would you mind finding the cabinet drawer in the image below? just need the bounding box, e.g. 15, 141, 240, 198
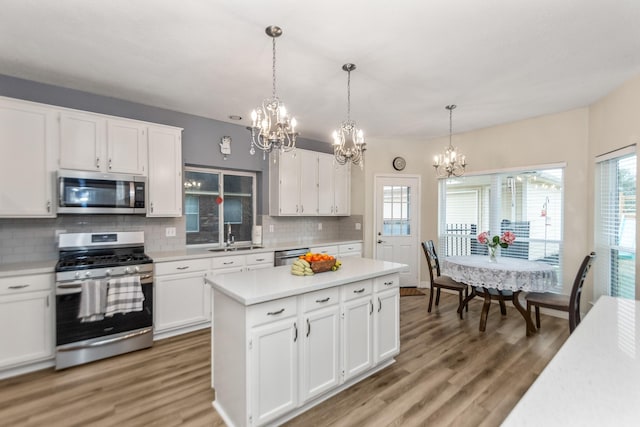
248, 296, 297, 328
301, 287, 340, 311
338, 243, 362, 255
0, 273, 52, 295
155, 258, 211, 276
310, 245, 338, 256
342, 279, 373, 302
374, 274, 399, 292
245, 252, 274, 266
212, 255, 245, 270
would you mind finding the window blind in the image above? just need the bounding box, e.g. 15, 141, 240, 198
594, 149, 636, 300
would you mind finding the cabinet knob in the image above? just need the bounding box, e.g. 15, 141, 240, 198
96, 157, 100, 168
46, 201, 51, 212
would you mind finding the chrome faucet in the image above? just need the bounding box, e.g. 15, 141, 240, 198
226, 223, 234, 247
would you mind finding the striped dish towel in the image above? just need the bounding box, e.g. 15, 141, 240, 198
78, 280, 108, 322
105, 276, 145, 317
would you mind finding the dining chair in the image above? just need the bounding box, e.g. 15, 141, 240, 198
422, 240, 468, 319
525, 252, 596, 334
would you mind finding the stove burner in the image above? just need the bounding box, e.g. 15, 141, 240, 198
56, 247, 153, 272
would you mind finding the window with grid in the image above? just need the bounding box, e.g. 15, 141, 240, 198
184, 167, 256, 246
595, 147, 636, 300
382, 185, 411, 236
439, 167, 564, 286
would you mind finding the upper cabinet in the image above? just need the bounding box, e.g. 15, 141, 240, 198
0, 97, 57, 217
147, 125, 183, 217
318, 153, 351, 216
270, 149, 320, 216
60, 112, 147, 175
270, 149, 350, 217
0, 96, 183, 218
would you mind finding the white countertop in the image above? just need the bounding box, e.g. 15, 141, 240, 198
502, 296, 640, 426
206, 257, 405, 306
0, 260, 57, 277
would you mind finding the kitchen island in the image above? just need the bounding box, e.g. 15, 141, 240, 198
207, 257, 406, 427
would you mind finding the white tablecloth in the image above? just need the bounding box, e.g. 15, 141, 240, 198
442, 255, 558, 292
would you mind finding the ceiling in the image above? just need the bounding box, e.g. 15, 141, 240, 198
2, 1, 640, 146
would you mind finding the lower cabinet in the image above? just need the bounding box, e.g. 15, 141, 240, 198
374, 276, 400, 362
0, 273, 54, 371
300, 288, 341, 402
250, 313, 299, 425
154, 258, 211, 338
341, 281, 374, 381
213, 272, 399, 427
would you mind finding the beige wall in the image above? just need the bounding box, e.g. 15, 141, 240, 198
588, 74, 640, 300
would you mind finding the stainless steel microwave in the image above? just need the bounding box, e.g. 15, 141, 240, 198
57, 170, 146, 214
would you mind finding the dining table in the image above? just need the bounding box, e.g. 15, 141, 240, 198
442, 255, 558, 335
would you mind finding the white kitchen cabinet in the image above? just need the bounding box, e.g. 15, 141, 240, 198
333, 158, 350, 216
154, 258, 211, 338
147, 125, 183, 217
59, 112, 147, 175
0, 273, 53, 371
106, 119, 147, 175
0, 97, 57, 217
249, 310, 299, 425
270, 149, 326, 216
318, 153, 351, 216
341, 280, 373, 381
59, 110, 105, 172
373, 275, 400, 362
300, 288, 341, 403
338, 242, 362, 258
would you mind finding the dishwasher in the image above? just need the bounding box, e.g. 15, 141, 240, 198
274, 247, 310, 266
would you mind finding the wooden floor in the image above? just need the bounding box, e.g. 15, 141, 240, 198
0, 293, 569, 427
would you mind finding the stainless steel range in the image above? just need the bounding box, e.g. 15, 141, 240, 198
55, 231, 154, 370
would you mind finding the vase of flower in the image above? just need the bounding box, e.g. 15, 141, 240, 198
488, 244, 497, 262
477, 231, 516, 263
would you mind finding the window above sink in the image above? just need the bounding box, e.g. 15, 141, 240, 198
184, 167, 256, 247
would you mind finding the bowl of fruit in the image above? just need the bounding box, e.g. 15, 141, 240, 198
290, 252, 343, 276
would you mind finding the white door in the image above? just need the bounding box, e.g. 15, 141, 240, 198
154, 271, 209, 333
250, 317, 298, 425
374, 175, 420, 286
374, 288, 400, 362
147, 125, 182, 217
342, 296, 373, 381
300, 304, 341, 402
106, 119, 147, 174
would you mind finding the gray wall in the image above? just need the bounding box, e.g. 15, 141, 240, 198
0, 73, 332, 214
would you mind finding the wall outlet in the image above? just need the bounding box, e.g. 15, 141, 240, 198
318, 223, 323, 231
355, 223, 361, 230
165, 227, 176, 237
269, 224, 275, 233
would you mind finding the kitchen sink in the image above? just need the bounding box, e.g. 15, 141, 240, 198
208, 245, 263, 253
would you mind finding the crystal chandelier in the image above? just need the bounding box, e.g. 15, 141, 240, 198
433, 104, 466, 178
332, 63, 366, 167
250, 25, 297, 158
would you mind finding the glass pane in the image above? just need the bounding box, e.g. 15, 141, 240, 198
223, 174, 254, 244
382, 185, 411, 236
185, 169, 220, 245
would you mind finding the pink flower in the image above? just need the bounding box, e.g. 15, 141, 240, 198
477, 231, 490, 245
500, 231, 516, 245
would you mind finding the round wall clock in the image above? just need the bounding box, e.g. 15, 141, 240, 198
392, 156, 406, 171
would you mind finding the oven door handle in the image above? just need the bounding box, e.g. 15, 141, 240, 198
57, 328, 153, 351
57, 283, 82, 289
